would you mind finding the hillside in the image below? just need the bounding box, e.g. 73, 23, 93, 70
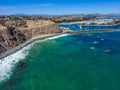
0, 17, 62, 54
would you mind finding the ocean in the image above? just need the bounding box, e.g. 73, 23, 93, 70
0, 25, 120, 90
59, 24, 120, 31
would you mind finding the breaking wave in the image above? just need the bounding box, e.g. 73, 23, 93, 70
0, 34, 69, 84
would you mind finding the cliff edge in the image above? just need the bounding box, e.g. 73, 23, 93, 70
0, 19, 62, 54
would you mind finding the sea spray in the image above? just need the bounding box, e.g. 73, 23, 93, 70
32, 34, 70, 45
0, 44, 33, 84
0, 34, 69, 84
45, 34, 70, 40
0, 32, 120, 90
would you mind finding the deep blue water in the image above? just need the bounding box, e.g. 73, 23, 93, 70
71, 32, 120, 55
60, 24, 120, 31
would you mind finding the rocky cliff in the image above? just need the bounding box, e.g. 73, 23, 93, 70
20, 20, 61, 38
0, 19, 62, 54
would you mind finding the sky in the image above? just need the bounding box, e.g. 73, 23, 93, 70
0, 0, 119, 15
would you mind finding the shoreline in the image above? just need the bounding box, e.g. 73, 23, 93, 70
0, 30, 120, 84
1, 29, 120, 60
0, 33, 70, 83
0, 33, 62, 60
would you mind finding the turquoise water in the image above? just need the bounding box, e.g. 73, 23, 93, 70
0, 32, 120, 90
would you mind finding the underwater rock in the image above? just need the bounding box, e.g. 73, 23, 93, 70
18, 61, 27, 69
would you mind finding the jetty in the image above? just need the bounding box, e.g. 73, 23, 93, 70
62, 28, 120, 35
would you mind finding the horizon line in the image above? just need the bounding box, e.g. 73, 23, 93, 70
0, 13, 120, 16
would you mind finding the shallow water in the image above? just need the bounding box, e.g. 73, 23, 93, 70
0, 32, 120, 90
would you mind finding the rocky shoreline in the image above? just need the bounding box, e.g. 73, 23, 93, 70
0, 34, 61, 60
0, 15, 120, 59
0, 17, 63, 54
0, 33, 70, 84
1, 29, 120, 60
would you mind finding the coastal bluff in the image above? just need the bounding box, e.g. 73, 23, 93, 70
0, 19, 62, 54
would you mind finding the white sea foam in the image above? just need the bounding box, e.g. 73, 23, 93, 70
33, 34, 70, 44
94, 41, 99, 44
0, 44, 32, 84
46, 34, 70, 40
101, 38, 104, 41
90, 47, 95, 50
0, 34, 69, 84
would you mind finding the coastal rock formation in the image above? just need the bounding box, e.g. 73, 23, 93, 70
0, 25, 26, 53
21, 20, 61, 38
0, 19, 62, 54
